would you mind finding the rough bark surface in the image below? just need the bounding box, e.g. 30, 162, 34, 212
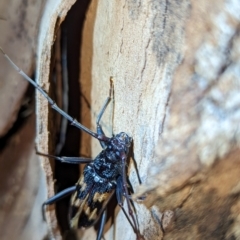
35, 0, 240, 240
134, 1, 240, 240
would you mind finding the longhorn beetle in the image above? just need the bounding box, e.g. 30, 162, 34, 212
0, 48, 144, 240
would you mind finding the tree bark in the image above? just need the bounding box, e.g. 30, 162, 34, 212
36, 0, 240, 239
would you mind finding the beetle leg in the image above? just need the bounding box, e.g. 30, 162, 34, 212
42, 186, 77, 221
96, 77, 114, 149
37, 151, 93, 164
96, 210, 107, 240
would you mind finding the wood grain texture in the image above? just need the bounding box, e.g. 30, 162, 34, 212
89, 1, 189, 239
36, 0, 77, 239
131, 1, 240, 239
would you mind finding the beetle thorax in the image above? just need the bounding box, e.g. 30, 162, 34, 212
108, 132, 132, 155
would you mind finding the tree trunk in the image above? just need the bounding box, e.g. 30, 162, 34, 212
9, 0, 239, 239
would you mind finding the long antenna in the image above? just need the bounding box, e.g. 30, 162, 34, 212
0, 47, 109, 142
